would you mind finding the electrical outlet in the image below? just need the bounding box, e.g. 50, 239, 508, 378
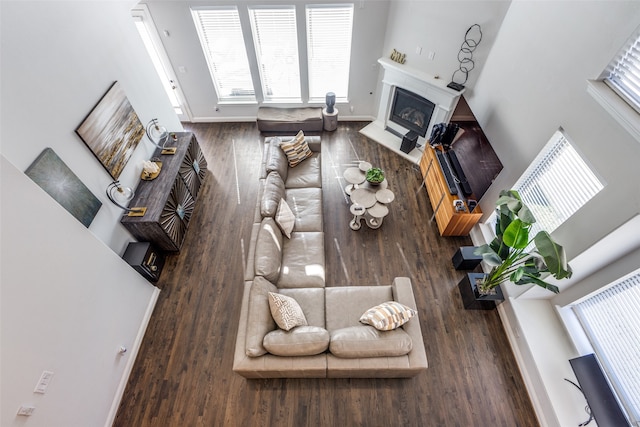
428, 51, 435, 60
416, 46, 422, 55
34, 370, 54, 394
17, 405, 35, 416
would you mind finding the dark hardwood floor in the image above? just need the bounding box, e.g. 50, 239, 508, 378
114, 122, 538, 427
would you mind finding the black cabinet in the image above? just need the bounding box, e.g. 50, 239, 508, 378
122, 242, 165, 282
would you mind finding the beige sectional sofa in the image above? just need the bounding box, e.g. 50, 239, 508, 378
233, 135, 428, 378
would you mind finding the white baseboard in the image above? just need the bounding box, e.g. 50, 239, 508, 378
104, 287, 161, 427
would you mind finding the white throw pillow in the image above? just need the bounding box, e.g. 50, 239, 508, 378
268, 292, 308, 331
275, 198, 295, 238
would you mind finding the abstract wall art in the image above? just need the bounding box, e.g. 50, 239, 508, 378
75, 81, 145, 179
25, 148, 102, 228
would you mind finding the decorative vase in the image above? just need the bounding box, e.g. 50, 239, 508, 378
457, 272, 504, 310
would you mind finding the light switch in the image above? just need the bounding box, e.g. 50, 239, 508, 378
34, 370, 54, 394
17, 405, 35, 416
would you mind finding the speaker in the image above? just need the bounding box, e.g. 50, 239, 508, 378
400, 131, 418, 153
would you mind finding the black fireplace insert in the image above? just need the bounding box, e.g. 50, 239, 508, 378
389, 87, 435, 138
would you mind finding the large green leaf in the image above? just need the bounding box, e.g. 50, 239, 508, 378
534, 231, 573, 280
474, 244, 502, 266
516, 204, 536, 225
503, 219, 530, 249
514, 273, 561, 294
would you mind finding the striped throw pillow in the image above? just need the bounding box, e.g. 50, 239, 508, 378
268, 292, 308, 331
280, 130, 313, 167
359, 301, 417, 331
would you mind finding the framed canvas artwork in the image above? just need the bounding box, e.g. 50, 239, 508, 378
76, 81, 145, 179
25, 148, 102, 228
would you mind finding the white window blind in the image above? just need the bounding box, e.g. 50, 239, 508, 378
603, 26, 640, 113
573, 270, 640, 424
512, 129, 604, 236
306, 4, 354, 100
249, 6, 301, 102
191, 8, 255, 101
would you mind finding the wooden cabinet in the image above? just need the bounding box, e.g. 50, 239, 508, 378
121, 132, 207, 252
419, 147, 482, 236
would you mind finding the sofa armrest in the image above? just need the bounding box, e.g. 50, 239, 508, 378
392, 277, 428, 371
267, 135, 321, 152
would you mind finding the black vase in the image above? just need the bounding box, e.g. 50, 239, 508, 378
457, 272, 504, 310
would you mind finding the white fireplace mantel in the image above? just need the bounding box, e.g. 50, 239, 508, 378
360, 57, 464, 163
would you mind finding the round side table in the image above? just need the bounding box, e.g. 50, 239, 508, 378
322, 107, 339, 131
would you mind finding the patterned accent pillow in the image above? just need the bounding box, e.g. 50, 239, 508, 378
359, 301, 417, 331
280, 130, 313, 167
275, 198, 295, 238
268, 292, 308, 331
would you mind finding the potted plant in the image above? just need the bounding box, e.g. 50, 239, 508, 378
366, 167, 385, 185
458, 189, 573, 309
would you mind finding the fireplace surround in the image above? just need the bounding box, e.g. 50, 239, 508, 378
361, 57, 465, 163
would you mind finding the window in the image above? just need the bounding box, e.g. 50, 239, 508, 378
511, 129, 604, 236
249, 6, 301, 102
603, 26, 640, 113
306, 4, 354, 101
192, 8, 255, 101
573, 269, 640, 424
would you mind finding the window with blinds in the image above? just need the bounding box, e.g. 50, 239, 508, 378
603, 26, 640, 114
191, 8, 255, 101
512, 129, 604, 236
248, 6, 301, 102
572, 269, 640, 424
306, 4, 354, 101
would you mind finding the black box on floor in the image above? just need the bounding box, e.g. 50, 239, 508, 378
122, 242, 165, 282
400, 131, 418, 153
452, 246, 483, 270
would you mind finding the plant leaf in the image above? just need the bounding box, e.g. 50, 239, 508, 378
474, 244, 502, 265
503, 219, 530, 249
534, 231, 573, 280
517, 204, 536, 224
514, 273, 560, 294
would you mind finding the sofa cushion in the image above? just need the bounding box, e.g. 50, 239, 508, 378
285, 153, 321, 189
245, 277, 278, 357
280, 288, 325, 328
275, 198, 295, 238
359, 301, 418, 331
278, 232, 325, 288
254, 217, 283, 283
329, 326, 413, 358
261, 172, 286, 218
263, 326, 330, 356
285, 188, 323, 232
268, 292, 308, 331
265, 138, 289, 181
324, 286, 393, 331
280, 130, 313, 167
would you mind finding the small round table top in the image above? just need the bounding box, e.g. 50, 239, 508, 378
375, 188, 395, 204
350, 188, 377, 208
368, 202, 389, 218
344, 167, 365, 185
360, 179, 388, 191
359, 161, 373, 172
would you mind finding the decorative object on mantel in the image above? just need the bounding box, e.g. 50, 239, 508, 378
75, 81, 145, 180
145, 118, 177, 155
447, 24, 483, 92
462, 189, 573, 309
390, 49, 406, 64
25, 148, 102, 228
141, 159, 162, 180
106, 181, 146, 216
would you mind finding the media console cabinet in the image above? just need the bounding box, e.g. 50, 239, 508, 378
419, 146, 482, 236
121, 132, 207, 252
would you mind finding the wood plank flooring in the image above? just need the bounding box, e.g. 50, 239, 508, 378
114, 122, 538, 427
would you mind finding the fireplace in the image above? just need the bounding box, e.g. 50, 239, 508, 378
389, 87, 435, 138
360, 57, 464, 163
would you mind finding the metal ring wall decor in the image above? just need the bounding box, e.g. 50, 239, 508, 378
449, 24, 483, 90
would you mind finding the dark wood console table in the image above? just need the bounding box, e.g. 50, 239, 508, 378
121, 132, 207, 252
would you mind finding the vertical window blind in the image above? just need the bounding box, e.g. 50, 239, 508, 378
573, 270, 640, 424
512, 129, 604, 237
249, 6, 301, 102
604, 26, 640, 113
191, 8, 255, 101
306, 4, 354, 100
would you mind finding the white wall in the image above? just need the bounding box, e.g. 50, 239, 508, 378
1, 156, 159, 427
144, 0, 389, 121
1, 0, 182, 254
0, 2, 179, 426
